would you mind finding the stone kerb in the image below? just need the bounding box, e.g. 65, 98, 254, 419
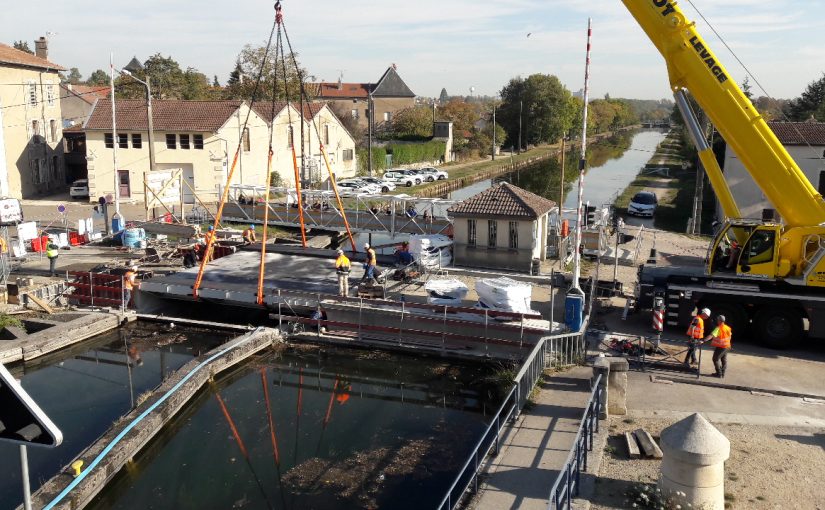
659, 413, 731, 510
592, 356, 629, 419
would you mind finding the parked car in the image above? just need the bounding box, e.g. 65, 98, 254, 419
401, 169, 425, 185
340, 178, 382, 194
418, 167, 448, 182
70, 179, 90, 199
627, 190, 658, 217
336, 181, 374, 196
383, 170, 420, 187
358, 177, 396, 193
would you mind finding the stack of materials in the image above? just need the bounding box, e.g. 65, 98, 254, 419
424, 279, 469, 306
475, 277, 535, 315
409, 234, 452, 269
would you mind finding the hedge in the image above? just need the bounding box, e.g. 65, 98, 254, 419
387, 140, 446, 166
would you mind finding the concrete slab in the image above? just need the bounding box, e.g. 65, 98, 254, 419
472, 367, 594, 510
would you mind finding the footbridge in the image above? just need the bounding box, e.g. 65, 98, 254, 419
220, 185, 455, 237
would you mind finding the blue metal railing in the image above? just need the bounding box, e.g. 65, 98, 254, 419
435, 318, 590, 510
547, 375, 603, 509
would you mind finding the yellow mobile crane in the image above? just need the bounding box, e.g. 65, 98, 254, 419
623, 0, 825, 347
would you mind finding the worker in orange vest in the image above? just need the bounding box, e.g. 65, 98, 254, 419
684, 307, 710, 366
707, 315, 732, 378
124, 265, 138, 308
201, 225, 215, 262
362, 243, 379, 285
242, 225, 257, 246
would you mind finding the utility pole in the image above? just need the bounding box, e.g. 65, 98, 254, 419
518, 100, 523, 154
367, 89, 373, 176
145, 77, 155, 172
109, 53, 120, 218
559, 137, 566, 206
491, 101, 496, 161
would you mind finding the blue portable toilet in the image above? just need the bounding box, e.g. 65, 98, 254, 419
565, 293, 584, 332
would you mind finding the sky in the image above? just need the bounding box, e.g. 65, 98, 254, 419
3, 0, 825, 101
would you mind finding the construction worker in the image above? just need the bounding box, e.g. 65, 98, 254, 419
123, 265, 138, 308
362, 243, 379, 285
46, 241, 59, 276
242, 224, 257, 245
335, 249, 351, 297
684, 307, 710, 366
707, 315, 732, 378
201, 225, 215, 262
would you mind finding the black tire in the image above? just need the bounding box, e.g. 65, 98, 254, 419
754, 307, 803, 349
406, 181, 413, 187
381, 186, 389, 193
701, 302, 748, 341
438, 175, 446, 180
426, 176, 435, 182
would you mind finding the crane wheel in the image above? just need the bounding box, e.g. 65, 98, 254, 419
701, 302, 747, 340
755, 308, 802, 349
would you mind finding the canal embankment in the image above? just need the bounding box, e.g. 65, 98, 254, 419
28, 326, 281, 510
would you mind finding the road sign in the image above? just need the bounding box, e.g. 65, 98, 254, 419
0, 363, 62, 447
98, 196, 106, 206
57, 204, 66, 214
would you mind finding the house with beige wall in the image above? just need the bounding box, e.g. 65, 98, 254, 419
308, 66, 416, 132
0, 40, 66, 198
448, 183, 556, 273
83, 99, 356, 205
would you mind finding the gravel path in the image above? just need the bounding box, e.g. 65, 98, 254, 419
590, 415, 825, 509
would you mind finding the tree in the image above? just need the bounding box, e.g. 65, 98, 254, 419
227, 60, 242, 86
61, 68, 83, 85
390, 106, 433, 139
439, 88, 449, 104
741, 76, 753, 101
13, 41, 33, 54
224, 44, 307, 101
498, 74, 577, 148
87, 69, 109, 86
330, 103, 363, 145
213, 75, 220, 88
437, 100, 480, 150
785, 74, 825, 121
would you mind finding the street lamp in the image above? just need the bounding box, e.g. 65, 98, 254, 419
118, 65, 156, 173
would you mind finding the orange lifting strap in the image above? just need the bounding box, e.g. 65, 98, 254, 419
256, 146, 275, 305
319, 141, 356, 252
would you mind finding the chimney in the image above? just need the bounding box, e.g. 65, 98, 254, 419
35, 37, 48, 60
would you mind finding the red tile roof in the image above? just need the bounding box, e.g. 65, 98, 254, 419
308, 82, 371, 99
85, 99, 242, 132
769, 121, 825, 146
0, 43, 64, 71
448, 182, 556, 219
60, 84, 110, 105
251, 101, 324, 122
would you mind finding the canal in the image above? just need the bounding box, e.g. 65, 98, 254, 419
0, 322, 235, 510
88, 346, 506, 510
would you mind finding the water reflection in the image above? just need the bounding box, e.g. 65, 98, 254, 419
89, 346, 505, 510
0, 322, 234, 510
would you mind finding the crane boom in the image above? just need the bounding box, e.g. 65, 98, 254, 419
622, 0, 825, 228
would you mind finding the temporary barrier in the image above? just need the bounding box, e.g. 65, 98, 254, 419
66, 272, 124, 308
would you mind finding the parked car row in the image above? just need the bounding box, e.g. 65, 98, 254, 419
335, 167, 449, 196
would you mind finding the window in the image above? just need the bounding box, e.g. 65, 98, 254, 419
509, 221, 519, 249
104, 133, 114, 148
118, 133, 128, 149
51, 156, 59, 180
324, 125, 330, 145
27, 82, 37, 107
742, 229, 776, 266
351, 109, 358, 119
193, 134, 204, 149
286, 126, 293, 149
132, 134, 142, 149
243, 128, 251, 151
166, 134, 177, 149
31, 120, 40, 142
384, 111, 391, 122
487, 220, 497, 248
49, 119, 57, 143
468, 219, 477, 247
180, 134, 191, 150
46, 84, 55, 107
342, 148, 353, 161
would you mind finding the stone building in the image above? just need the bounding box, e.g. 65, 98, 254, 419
448, 183, 556, 272
0, 39, 66, 198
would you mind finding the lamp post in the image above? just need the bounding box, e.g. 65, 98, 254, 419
491, 99, 497, 161
109, 53, 120, 217
518, 100, 523, 154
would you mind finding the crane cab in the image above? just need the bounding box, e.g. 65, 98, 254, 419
707, 220, 784, 279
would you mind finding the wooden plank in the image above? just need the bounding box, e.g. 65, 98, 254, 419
26, 293, 54, 314
633, 428, 663, 459
624, 431, 641, 459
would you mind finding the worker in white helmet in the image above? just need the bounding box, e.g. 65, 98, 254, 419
684, 307, 711, 366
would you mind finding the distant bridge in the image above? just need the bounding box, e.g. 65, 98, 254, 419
220, 185, 455, 237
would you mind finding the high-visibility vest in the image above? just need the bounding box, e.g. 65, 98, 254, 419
711, 324, 732, 349
335, 254, 351, 273
686, 316, 704, 339
366, 248, 377, 266
46, 244, 59, 259
124, 271, 136, 291
0, 237, 7, 253
243, 228, 255, 241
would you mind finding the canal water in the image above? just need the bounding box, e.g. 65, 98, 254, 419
89, 346, 506, 510
0, 322, 235, 510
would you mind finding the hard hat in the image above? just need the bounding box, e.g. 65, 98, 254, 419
208, 225, 214, 231
701, 308, 711, 317
364, 243, 370, 249
717, 315, 726, 322
249, 224, 255, 229
131, 265, 138, 271
337, 249, 344, 255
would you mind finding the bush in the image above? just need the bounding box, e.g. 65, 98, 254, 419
387, 140, 446, 165
356, 147, 388, 174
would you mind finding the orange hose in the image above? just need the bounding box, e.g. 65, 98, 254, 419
257, 148, 274, 305
260, 368, 280, 466
215, 392, 248, 459
193, 148, 241, 296
319, 143, 356, 252
291, 145, 307, 248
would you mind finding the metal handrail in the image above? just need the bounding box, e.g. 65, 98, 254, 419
547, 375, 603, 509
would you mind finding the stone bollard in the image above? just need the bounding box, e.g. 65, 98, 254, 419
592, 357, 610, 420
658, 413, 730, 510
606, 357, 629, 416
